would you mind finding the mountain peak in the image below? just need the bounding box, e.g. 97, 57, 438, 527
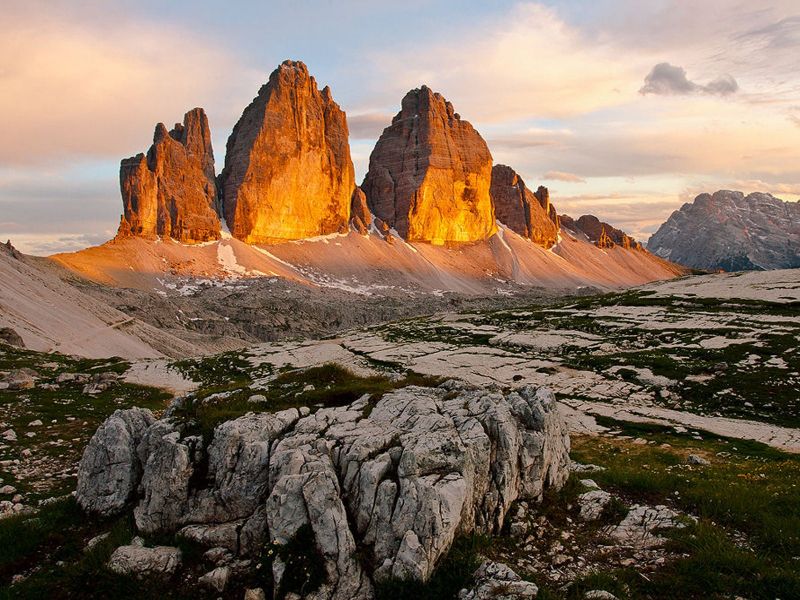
218, 60, 354, 244
363, 87, 495, 245
117, 107, 219, 244
648, 190, 800, 271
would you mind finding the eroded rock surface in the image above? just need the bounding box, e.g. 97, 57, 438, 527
220, 60, 355, 243
0, 327, 24, 348
107, 538, 182, 578
76, 407, 155, 517
490, 165, 559, 248
362, 86, 496, 244
560, 214, 641, 250
459, 561, 538, 600
350, 187, 372, 234
118, 108, 220, 243
77, 381, 570, 598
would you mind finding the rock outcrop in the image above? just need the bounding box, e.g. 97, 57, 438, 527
350, 187, 372, 235
220, 60, 355, 243
490, 165, 559, 247
362, 86, 496, 245
0, 327, 24, 348
560, 215, 642, 250
76, 407, 155, 517
117, 108, 220, 243
459, 561, 538, 600
647, 190, 800, 271
76, 381, 570, 598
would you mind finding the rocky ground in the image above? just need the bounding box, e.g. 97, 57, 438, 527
0, 270, 798, 599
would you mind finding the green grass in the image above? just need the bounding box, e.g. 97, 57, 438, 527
563, 426, 800, 599
0, 347, 172, 500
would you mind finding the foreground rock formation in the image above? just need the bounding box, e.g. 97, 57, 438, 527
76, 381, 570, 597
362, 86, 496, 245
648, 190, 800, 271
560, 214, 642, 250
219, 60, 355, 243
117, 108, 220, 243
490, 165, 559, 248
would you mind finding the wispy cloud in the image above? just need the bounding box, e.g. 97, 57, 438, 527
542, 171, 586, 183
0, 7, 255, 166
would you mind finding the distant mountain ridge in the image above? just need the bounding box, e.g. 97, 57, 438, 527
648, 190, 800, 271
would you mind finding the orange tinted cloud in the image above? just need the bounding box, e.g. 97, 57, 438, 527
0, 11, 253, 165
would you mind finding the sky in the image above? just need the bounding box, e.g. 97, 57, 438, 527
2, 0, 799, 255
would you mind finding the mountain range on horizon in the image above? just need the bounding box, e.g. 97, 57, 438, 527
647, 190, 800, 272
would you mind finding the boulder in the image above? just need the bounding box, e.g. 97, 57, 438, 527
362, 86, 496, 244
118, 108, 220, 244
577, 489, 612, 521
0, 328, 24, 348
220, 60, 355, 243
5, 368, 37, 390
605, 504, 689, 548
490, 165, 558, 248
107, 543, 182, 578
76, 407, 155, 516
459, 561, 538, 600
76, 381, 570, 598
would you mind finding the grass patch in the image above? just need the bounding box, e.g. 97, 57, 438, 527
568, 428, 800, 597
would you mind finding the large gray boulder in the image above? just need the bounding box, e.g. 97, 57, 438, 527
107, 539, 182, 578
76, 381, 570, 599
76, 407, 155, 516
459, 561, 538, 600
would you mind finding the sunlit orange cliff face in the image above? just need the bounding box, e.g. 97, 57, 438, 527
118, 108, 220, 244
219, 60, 355, 244
362, 86, 497, 245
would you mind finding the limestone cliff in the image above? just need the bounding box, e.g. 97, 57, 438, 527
490, 165, 559, 248
362, 86, 496, 245
219, 60, 355, 243
561, 214, 642, 250
648, 190, 800, 270
118, 108, 219, 244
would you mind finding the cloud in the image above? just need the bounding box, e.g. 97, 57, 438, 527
542, 171, 586, 183
553, 192, 682, 241
0, 8, 254, 166
640, 63, 738, 96
2, 233, 113, 256
365, 3, 643, 121
347, 113, 393, 139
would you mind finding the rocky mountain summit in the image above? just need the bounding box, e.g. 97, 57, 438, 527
117, 108, 220, 244
219, 60, 355, 243
490, 165, 559, 248
560, 214, 642, 250
647, 190, 800, 271
76, 380, 570, 598
362, 86, 496, 245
